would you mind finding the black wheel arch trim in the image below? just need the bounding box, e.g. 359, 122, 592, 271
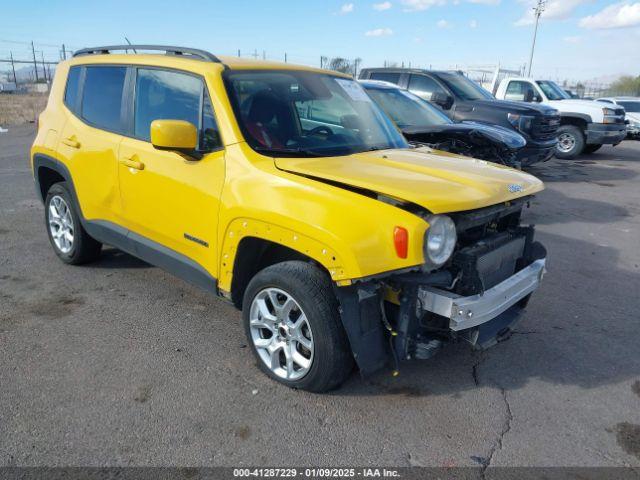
32, 153, 218, 295
560, 113, 592, 124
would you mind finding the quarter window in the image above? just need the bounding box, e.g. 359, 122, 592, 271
407, 74, 446, 101
81, 66, 127, 132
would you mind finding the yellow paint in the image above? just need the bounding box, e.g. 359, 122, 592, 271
150, 120, 198, 150
31, 52, 545, 296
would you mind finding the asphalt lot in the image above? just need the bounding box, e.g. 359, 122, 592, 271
1, 124, 639, 469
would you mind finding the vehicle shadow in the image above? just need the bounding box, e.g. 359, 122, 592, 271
523, 188, 631, 226
90, 247, 151, 269
334, 230, 640, 397
526, 158, 638, 184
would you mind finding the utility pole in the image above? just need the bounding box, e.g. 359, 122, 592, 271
284, 52, 287, 63
62, 44, 67, 60
41, 51, 48, 83
527, 0, 546, 77
10, 52, 18, 85
31, 41, 39, 83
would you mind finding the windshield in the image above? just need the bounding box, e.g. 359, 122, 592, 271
536, 81, 571, 100
365, 87, 452, 128
224, 71, 409, 157
619, 101, 640, 113
435, 73, 494, 101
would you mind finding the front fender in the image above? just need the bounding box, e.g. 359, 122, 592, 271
216, 143, 429, 291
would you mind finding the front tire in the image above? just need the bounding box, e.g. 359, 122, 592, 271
45, 182, 102, 265
555, 125, 585, 159
242, 261, 354, 392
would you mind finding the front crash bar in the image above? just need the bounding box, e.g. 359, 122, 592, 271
417, 259, 546, 331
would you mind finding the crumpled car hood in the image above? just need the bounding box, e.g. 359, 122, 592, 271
275, 148, 544, 214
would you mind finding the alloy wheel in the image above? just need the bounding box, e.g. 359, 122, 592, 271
48, 195, 74, 254
249, 287, 314, 380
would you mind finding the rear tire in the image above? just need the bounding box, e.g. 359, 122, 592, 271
583, 144, 602, 154
555, 125, 585, 159
45, 182, 102, 265
242, 261, 354, 392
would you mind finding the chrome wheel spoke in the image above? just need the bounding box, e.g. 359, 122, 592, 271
47, 195, 74, 254
249, 287, 314, 381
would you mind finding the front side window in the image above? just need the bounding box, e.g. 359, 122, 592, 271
408, 75, 445, 101
64, 66, 82, 114
224, 70, 408, 157
365, 87, 451, 128
536, 81, 571, 101
436, 73, 494, 101
81, 66, 127, 132
505, 81, 539, 102
134, 69, 201, 142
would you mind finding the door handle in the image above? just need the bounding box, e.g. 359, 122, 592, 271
62, 136, 81, 148
120, 156, 145, 171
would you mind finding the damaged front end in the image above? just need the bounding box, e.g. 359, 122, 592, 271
335, 196, 547, 376
403, 122, 527, 168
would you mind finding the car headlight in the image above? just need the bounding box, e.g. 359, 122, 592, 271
603, 107, 622, 124
424, 215, 457, 270
507, 113, 535, 134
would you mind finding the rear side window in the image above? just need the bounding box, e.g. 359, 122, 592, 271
64, 66, 82, 113
134, 69, 202, 142
81, 66, 127, 132
369, 72, 401, 85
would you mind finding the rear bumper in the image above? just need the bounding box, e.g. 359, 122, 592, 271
417, 259, 546, 332
586, 123, 627, 145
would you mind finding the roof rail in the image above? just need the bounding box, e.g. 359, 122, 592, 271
72, 45, 222, 63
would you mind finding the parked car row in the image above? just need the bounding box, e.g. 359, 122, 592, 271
359, 68, 636, 163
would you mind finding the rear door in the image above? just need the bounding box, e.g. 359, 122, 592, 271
117, 67, 225, 274
59, 65, 128, 223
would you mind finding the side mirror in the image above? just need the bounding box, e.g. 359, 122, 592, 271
524, 89, 534, 103
431, 91, 453, 110
150, 120, 199, 158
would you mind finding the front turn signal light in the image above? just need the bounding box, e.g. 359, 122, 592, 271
394, 227, 408, 259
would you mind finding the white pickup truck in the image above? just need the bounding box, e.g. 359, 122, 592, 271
494, 78, 627, 159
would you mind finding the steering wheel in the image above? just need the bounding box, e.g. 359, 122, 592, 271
307, 126, 334, 137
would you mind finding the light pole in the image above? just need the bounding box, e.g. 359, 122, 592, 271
527, 0, 546, 77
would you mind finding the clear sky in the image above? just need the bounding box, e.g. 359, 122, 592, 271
1, 0, 639, 81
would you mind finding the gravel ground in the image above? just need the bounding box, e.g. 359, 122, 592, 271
1, 125, 639, 469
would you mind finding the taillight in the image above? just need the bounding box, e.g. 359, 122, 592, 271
393, 227, 408, 259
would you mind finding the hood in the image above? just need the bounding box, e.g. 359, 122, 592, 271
546, 99, 613, 115
403, 122, 526, 150
472, 99, 557, 116
275, 149, 544, 214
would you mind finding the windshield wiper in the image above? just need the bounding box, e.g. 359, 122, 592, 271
253, 146, 324, 157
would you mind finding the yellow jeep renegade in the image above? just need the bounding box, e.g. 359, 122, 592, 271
31, 45, 547, 392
